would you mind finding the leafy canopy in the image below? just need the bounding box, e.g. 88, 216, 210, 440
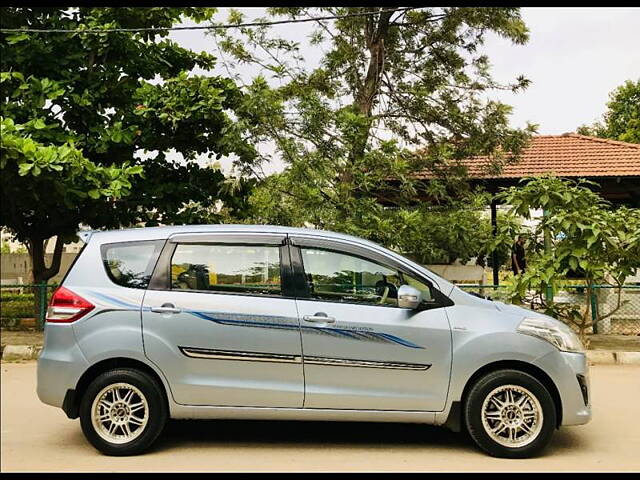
210, 7, 536, 262
497, 176, 640, 338
1, 7, 259, 281
0, 8, 259, 276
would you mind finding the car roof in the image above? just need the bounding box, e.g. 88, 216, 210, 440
85, 224, 375, 247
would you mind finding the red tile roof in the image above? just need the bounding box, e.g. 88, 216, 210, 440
414, 134, 640, 179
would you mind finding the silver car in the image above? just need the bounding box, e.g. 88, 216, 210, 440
37, 225, 591, 457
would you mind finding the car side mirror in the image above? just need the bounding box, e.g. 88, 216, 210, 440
398, 284, 423, 309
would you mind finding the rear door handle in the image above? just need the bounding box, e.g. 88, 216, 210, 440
150, 303, 182, 314
303, 313, 336, 324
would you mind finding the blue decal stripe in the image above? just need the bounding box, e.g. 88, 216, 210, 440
90, 291, 139, 310
188, 311, 298, 331
91, 291, 423, 350
376, 332, 424, 349
324, 328, 362, 339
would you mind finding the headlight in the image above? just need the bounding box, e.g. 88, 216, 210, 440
517, 317, 584, 353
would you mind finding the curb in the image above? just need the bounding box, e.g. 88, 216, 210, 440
1, 345, 42, 361
587, 350, 640, 366
1, 344, 640, 364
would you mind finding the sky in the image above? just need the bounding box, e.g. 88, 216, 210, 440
482, 7, 640, 133
167, 7, 640, 174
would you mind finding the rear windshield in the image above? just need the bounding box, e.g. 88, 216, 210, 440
101, 240, 164, 289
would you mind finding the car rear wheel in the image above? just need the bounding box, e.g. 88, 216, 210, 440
79, 368, 167, 456
464, 369, 557, 458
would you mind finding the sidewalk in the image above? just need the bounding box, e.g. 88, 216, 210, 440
2, 329, 640, 363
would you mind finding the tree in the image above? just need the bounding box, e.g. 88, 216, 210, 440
1, 7, 257, 285
250, 174, 520, 265
210, 7, 536, 260
497, 176, 640, 341
577, 79, 640, 143
1, 116, 140, 282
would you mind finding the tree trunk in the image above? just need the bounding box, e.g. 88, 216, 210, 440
27, 236, 64, 324
581, 284, 594, 345
340, 8, 394, 221
353, 8, 393, 117
351, 9, 393, 158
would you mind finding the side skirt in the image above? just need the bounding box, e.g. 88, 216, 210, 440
170, 404, 438, 424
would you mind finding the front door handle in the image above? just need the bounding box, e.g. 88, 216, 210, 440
150, 303, 181, 314
303, 312, 336, 324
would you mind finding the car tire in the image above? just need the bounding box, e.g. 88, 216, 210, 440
79, 368, 168, 456
463, 369, 557, 458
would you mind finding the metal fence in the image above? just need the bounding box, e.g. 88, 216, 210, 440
1, 282, 639, 335
457, 284, 640, 335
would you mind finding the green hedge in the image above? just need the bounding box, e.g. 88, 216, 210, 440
0, 299, 34, 318
1, 292, 34, 302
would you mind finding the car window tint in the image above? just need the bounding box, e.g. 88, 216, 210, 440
102, 241, 163, 289
171, 244, 281, 296
300, 248, 401, 306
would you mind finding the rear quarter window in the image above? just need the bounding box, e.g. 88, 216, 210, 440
101, 240, 164, 289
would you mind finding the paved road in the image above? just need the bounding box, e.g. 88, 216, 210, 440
2, 362, 639, 472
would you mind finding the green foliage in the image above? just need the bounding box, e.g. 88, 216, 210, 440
211, 7, 535, 262
1, 117, 137, 210
0, 290, 35, 327
577, 79, 640, 143
373, 203, 521, 266
0, 239, 27, 253
1, 7, 258, 281
251, 175, 520, 265
0, 298, 33, 318
0, 292, 33, 302
498, 176, 640, 338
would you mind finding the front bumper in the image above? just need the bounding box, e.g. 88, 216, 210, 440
533, 350, 592, 426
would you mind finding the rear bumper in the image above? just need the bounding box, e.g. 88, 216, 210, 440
37, 325, 89, 409
533, 350, 592, 426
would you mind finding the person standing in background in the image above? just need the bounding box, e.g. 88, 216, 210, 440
511, 235, 527, 275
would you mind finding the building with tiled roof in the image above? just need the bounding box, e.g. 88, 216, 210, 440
415, 133, 640, 179
412, 133, 640, 284
414, 133, 640, 205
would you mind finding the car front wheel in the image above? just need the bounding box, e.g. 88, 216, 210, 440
79, 368, 167, 456
464, 369, 557, 458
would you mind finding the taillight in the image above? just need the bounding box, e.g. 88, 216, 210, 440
46, 286, 95, 323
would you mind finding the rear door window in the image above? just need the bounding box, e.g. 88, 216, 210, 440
101, 240, 164, 289
170, 244, 282, 296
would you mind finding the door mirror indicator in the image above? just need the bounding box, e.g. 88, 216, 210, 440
398, 284, 423, 309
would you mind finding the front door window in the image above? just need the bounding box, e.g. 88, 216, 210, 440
300, 248, 402, 306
